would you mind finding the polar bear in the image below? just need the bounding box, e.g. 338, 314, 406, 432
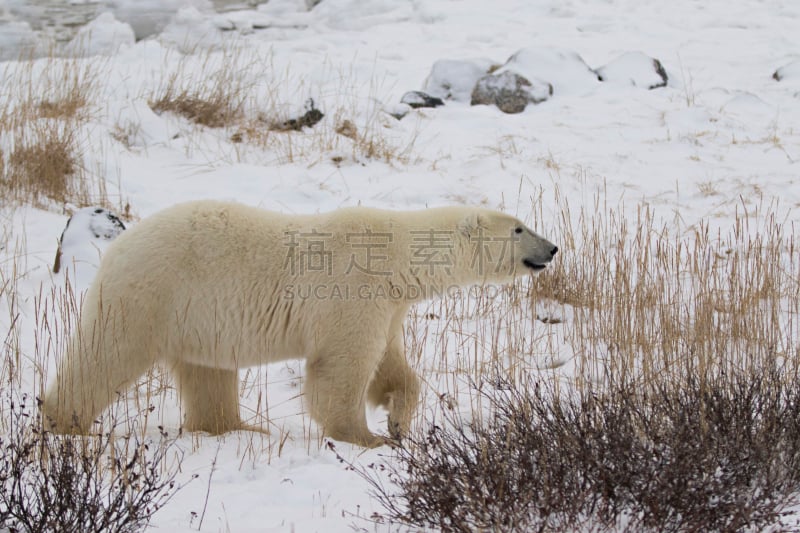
42, 201, 557, 447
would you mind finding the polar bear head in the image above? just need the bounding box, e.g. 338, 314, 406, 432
454, 209, 558, 283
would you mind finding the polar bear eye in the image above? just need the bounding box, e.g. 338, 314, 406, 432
514, 227, 523, 234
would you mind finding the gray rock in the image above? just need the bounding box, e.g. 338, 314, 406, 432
471, 70, 552, 114
595, 51, 668, 89
422, 58, 499, 102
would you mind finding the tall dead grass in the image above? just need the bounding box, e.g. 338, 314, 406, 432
531, 190, 799, 385
146, 47, 419, 166
148, 48, 254, 129
0, 55, 105, 208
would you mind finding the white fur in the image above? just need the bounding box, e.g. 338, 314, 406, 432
43, 200, 557, 447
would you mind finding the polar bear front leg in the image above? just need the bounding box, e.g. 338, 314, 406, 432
172, 361, 243, 434
367, 333, 420, 441
304, 350, 387, 448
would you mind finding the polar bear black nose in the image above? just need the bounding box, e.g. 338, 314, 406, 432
550, 246, 559, 256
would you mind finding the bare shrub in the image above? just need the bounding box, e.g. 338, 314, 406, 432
0, 394, 193, 533
346, 364, 800, 532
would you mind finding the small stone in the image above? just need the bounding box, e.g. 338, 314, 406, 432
773, 61, 800, 82
385, 103, 412, 120
400, 91, 445, 109
272, 98, 324, 131
471, 71, 552, 114
595, 51, 668, 89
336, 120, 358, 139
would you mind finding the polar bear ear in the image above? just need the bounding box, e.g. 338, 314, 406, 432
457, 213, 483, 237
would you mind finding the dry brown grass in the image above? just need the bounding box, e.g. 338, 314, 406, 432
529, 191, 798, 385
0, 56, 104, 209
5, 123, 81, 206
148, 49, 253, 128
149, 87, 244, 129
236, 101, 420, 166
145, 48, 420, 166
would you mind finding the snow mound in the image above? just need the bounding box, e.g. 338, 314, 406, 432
422, 58, 497, 102
53, 207, 126, 283
312, 0, 443, 30
595, 51, 668, 89
112, 0, 213, 39
773, 60, 800, 82
0, 20, 49, 61
158, 6, 225, 52
66, 12, 135, 57
498, 46, 600, 96
720, 92, 777, 129
113, 100, 180, 149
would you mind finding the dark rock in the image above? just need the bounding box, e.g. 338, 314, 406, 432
595, 51, 668, 89
471, 70, 552, 114
400, 90, 445, 109
335, 119, 358, 139
273, 98, 324, 131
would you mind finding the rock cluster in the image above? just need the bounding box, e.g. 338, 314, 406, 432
397, 46, 670, 115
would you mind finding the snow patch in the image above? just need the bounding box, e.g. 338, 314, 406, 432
422, 58, 497, 102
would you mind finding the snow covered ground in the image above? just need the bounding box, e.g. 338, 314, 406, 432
1, 0, 799, 530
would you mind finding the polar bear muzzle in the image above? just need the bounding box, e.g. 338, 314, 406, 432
519, 229, 559, 271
